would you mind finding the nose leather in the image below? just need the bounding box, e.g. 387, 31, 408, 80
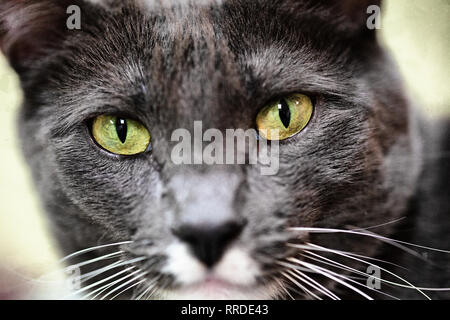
173, 221, 244, 268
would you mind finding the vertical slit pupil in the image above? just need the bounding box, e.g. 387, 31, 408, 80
278, 99, 291, 129
116, 118, 128, 144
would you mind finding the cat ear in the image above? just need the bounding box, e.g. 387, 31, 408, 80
0, 0, 79, 74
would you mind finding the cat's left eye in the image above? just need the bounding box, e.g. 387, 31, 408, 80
91, 115, 151, 156
256, 93, 313, 141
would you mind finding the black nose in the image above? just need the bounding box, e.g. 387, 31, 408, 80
173, 222, 245, 268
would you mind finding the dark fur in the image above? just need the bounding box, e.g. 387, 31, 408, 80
1, 0, 448, 299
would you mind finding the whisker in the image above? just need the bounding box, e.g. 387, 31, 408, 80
299, 251, 400, 299
83, 283, 115, 300
277, 260, 313, 273
281, 271, 322, 300
144, 287, 158, 300
289, 227, 450, 254
101, 271, 149, 300
348, 228, 426, 261
59, 241, 133, 263
68, 266, 134, 298
65, 251, 123, 270
304, 250, 450, 293
287, 243, 409, 270
135, 276, 161, 300
301, 251, 372, 281
281, 260, 373, 300
273, 277, 295, 300
80, 261, 122, 280
282, 282, 308, 300
296, 257, 400, 300
110, 279, 148, 300
348, 217, 406, 231
86, 269, 142, 300
289, 268, 340, 300
285, 269, 338, 300
144, 282, 161, 300
306, 243, 431, 299
80, 257, 147, 283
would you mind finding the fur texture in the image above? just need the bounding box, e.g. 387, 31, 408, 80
0, 0, 448, 299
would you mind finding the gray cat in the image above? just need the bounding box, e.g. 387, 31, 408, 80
0, 0, 448, 299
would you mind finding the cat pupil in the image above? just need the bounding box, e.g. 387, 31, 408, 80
278, 99, 291, 129
116, 118, 127, 143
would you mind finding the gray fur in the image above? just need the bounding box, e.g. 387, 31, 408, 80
0, 0, 448, 299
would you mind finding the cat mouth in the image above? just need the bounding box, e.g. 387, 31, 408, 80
186, 276, 248, 292
157, 275, 273, 300
164, 284, 263, 300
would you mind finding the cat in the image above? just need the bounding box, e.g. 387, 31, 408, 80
0, 0, 448, 300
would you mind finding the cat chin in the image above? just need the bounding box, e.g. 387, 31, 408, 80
158, 284, 277, 300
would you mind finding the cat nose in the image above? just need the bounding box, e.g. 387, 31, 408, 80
173, 221, 245, 268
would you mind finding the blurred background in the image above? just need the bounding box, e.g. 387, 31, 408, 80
0, 0, 449, 299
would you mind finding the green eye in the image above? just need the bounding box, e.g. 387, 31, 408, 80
92, 115, 151, 156
256, 93, 313, 141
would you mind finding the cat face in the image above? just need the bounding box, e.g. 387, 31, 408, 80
0, 0, 420, 299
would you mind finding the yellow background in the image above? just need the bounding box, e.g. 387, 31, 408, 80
0, 0, 449, 295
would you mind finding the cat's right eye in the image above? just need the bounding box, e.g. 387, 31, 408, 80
91, 115, 151, 156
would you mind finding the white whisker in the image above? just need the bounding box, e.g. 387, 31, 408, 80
86, 269, 141, 300
65, 251, 123, 270
80, 256, 147, 282
304, 249, 450, 293
101, 271, 149, 300
282, 259, 374, 300
135, 276, 161, 300
285, 269, 338, 300
350, 228, 426, 260
281, 271, 322, 300
273, 277, 295, 300
289, 227, 450, 254
110, 279, 148, 300
348, 217, 406, 231
306, 243, 431, 299
289, 268, 340, 300
287, 243, 408, 270
83, 280, 118, 300
302, 251, 371, 281
60, 241, 133, 263
300, 251, 400, 299
69, 266, 135, 298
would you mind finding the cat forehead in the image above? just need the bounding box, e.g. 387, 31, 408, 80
139, 0, 224, 7
86, 0, 224, 9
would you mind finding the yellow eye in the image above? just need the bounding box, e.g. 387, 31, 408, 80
256, 93, 313, 141
92, 115, 151, 156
